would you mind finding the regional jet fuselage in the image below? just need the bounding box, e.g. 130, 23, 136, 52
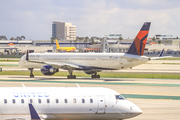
0, 87, 142, 120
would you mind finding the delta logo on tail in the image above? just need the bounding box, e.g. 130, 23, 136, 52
127, 22, 151, 56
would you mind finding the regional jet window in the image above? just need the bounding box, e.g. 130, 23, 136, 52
47, 99, 50, 103
30, 99, 33, 103
38, 99, 41, 103
4, 99, 7, 104
12, 99, 16, 104
64, 99, 68, 103
56, 99, 59, 103
90, 99, 93, 103
82, 99, 85, 103
73, 99, 76, 103
21, 99, 24, 104
115, 95, 125, 100
100, 100, 103, 102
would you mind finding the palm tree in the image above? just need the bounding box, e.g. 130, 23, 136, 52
21, 35, 25, 40
10, 37, 14, 40
85, 36, 89, 47
119, 37, 123, 43
51, 37, 55, 43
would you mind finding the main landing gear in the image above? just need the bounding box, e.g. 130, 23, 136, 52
28, 68, 34, 78
67, 68, 76, 79
91, 74, 100, 79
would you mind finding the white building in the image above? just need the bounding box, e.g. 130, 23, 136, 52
155, 35, 172, 40
52, 22, 76, 40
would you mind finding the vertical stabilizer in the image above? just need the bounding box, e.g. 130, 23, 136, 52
55, 39, 60, 50
127, 22, 151, 56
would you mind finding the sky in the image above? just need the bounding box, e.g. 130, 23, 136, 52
0, 0, 180, 40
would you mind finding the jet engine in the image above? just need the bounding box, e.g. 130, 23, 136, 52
41, 65, 59, 75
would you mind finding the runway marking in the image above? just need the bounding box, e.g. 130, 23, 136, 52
122, 94, 180, 100
0, 79, 180, 87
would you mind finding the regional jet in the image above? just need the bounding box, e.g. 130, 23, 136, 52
19, 22, 166, 79
0, 86, 142, 120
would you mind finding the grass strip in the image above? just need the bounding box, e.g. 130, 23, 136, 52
122, 94, 180, 100
157, 57, 180, 60
1, 71, 180, 79
0, 60, 19, 62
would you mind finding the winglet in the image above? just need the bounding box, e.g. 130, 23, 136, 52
28, 104, 41, 120
158, 49, 164, 57
26, 50, 29, 61
55, 39, 60, 50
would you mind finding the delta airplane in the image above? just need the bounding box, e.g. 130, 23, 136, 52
56, 39, 76, 52
19, 22, 167, 79
0, 86, 142, 120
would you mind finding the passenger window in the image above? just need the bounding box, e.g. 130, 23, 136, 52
82, 99, 85, 103
21, 99, 24, 104
4, 99, 7, 104
115, 95, 125, 100
47, 99, 50, 103
64, 99, 68, 103
56, 99, 59, 103
38, 99, 41, 103
73, 99, 76, 103
30, 99, 33, 103
12, 99, 16, 104
90, 99, 93, 103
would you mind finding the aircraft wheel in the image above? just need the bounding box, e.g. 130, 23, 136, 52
97, 74, 100, 78
73, 75, 76, 79
67, 75, 70, 79
30, 75, 34, 78
91, 75, 94, 79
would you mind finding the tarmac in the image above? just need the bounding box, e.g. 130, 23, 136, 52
0, 60, 180, 119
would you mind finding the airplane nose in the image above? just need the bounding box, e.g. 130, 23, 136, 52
128, 100, 142, 117
118, 100, 142, 119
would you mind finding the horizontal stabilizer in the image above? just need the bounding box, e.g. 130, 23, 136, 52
150, 56, 173, 60
29, 104, 41, 120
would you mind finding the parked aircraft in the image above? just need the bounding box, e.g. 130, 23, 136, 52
0, 86, 142, 120
56, 39, 76, 52
19, 22, 167, 79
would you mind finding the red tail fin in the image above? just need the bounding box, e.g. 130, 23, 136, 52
127, 22, 151, 56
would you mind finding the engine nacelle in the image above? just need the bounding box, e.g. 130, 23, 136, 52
41, 65, 59, 75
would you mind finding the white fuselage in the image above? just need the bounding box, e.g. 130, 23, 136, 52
0, 87, 142, 120
18, 52, 149, 70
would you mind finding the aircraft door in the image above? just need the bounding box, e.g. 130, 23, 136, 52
97, 97, 105, 113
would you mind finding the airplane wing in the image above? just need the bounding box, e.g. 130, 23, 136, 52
45, 61, 83, 69
26, 50, 82, 70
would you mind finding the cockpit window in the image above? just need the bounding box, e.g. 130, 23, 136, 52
115, 95, 125, 100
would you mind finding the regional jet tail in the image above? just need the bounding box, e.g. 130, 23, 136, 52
18, 22, 172, 79
0, 86, 142, 119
